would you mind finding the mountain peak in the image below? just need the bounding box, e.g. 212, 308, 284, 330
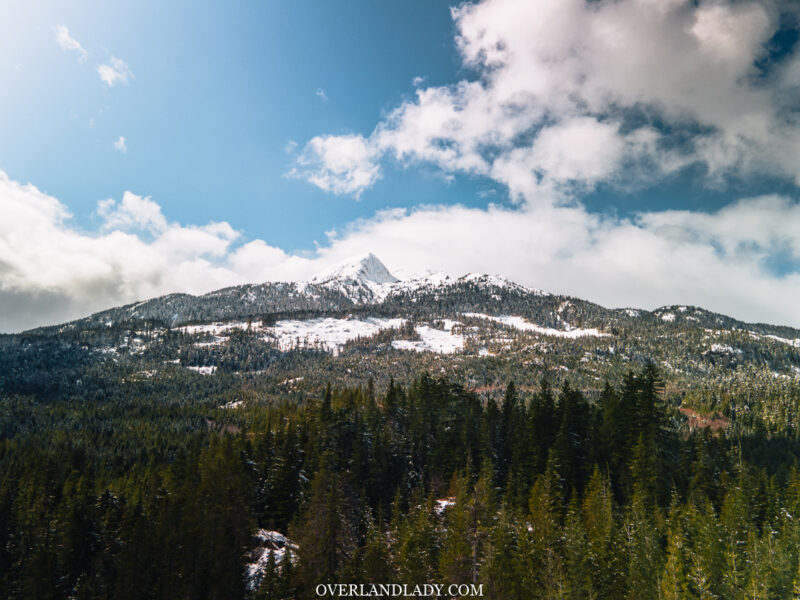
311, 253, 399, 285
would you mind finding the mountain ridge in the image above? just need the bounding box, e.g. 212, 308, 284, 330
19, 253, 799, 341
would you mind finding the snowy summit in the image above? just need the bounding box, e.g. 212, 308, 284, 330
311, 253, 399, 285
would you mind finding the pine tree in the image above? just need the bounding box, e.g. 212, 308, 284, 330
582, 467, 623, 600
394, 492, 440, 585
659, 504, 689, 600
292, 454, 359, 596
624, 488, 663, 600
563, 492, 590, 600
480, 508, 520, 600
516, 459, 564, 599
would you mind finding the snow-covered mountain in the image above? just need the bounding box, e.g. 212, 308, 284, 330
48, 253, 554, 330
10, 252, 800, 400
312, 253, 399, 285
309, 253, 400, 303
26, 252, 800, 361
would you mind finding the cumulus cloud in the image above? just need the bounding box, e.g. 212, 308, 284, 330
55, 25, 88, 62
289, 134, 381, 198
97, 56, 133, 87
97, 192, 167, 234
113, 135, 127, 153
294, 0, 800, 198
0, 171, 295, 332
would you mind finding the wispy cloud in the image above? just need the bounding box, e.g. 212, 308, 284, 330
113, 136, 127, 153
54, 25, 88, 62
316, 88, 328, 102
412, 76, 425, 87
97, 56, 133, 87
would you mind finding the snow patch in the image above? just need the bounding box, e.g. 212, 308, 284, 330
186, 365, 217, 375
764, 334, 800, 348
269, 317, 404, 354
434, 497, 456, 515
246, 530, 298, 591
392, 322, 464, 354
706, 344, 742, 355
463, 313, 608, 338
180, 322, 256, 335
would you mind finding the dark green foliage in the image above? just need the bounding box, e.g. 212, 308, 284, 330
3, 364, 800, 598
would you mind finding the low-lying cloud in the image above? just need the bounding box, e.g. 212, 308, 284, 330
2, 169, 800, 332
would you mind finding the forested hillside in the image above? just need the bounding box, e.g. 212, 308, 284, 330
3, 366, 800, 598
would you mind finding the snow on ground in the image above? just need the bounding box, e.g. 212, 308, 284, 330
764, 334, 800, 348
660, 313, 676, 322
269, 317, 404, 354
434, 498, 456, 515
707, 344, 742, 354
195, 337, 227, 347
392, 322, 464, 354
221, 400, 244, 409
186, 365, 217, 375
180, 321, 255, 335
246, 530, 298, 590
463, 313, 608, 338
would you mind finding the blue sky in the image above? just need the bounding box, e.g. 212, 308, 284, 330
1, 0, 488, 250
2, 0, 800, 331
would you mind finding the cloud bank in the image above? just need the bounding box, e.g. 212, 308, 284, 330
2, 169, 800, 332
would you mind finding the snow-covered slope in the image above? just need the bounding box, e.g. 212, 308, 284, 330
308, 253, 543, 304
309, 253, 400, 303
312, 252, 399, 285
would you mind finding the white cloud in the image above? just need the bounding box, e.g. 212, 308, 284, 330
113, 136, 127, 153
294, 0, 800, 199
97, 191, 167, 234
289, 134, 381, 198
55, 25, 88, 62
316, 88, 328, 101
97, 56, 133, 87
311, 197, 800, 328
3, 169, 800, 332
0, 171, 289, 332
412, 76, 426, 87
